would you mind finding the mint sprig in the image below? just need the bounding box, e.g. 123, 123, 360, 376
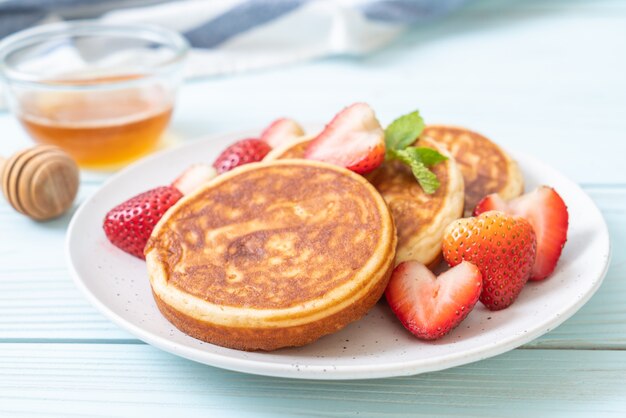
384, 111, 447, 194
384, 111, 425, 154
388, 148, 445, 194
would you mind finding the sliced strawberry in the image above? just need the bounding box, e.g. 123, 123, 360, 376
472, 194, 507, 217
443, 211, 537, 310
385, 261, 482, 340
473, 186, 568, 281
260, 118, 305, 148
212, 138, 271, 174
171, 163, 217, 195
103, 186, 182, 259
304, 103, 385, 174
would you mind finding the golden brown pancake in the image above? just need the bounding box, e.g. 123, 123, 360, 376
265, 136, 464, 267
423, 126, 524, 216
267, 136, 311, 159
145, 160, 396, 351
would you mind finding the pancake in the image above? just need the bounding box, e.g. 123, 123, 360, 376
265, 135, 312, 160
265, 136, 464, 267
145, 159, 396, 351
422, 126, 524, 216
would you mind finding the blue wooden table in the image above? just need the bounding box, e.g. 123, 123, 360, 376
1, 1, 625, 416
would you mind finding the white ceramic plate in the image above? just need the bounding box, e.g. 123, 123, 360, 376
67, 129, 611, 380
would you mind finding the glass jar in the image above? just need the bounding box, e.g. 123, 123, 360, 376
0, 21, 189, 168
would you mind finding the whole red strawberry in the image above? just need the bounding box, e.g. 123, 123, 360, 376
103, 186, 183, 259
442, 211, 537, 311
213, 138, 271, 174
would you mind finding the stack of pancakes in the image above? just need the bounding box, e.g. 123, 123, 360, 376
146, 126, 523, 351
265, 126, 523, 266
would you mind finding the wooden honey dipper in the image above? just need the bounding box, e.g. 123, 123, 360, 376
0, 145, 79, 221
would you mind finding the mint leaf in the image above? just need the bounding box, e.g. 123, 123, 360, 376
408, 161, 440, 194
387, 147, 447, 194
384, 111, 425, 153
406, 147, 448, 166
384, 110, 446, 194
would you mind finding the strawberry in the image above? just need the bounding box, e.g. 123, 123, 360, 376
385, 261, 482, 340
473, 186, 568, 281
171, 163, 217, 195
304, 103, 385, 174
213, 138, 271, 174
103, 186, 182, 259
260, 118, 305, 148
442, 211, 537, 311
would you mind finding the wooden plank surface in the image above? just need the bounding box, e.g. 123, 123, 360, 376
1, 345, 625, 417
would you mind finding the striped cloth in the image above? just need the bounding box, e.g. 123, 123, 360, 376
0, 0, 465, 79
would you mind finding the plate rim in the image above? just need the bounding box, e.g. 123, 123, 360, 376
66, 131, 612, 380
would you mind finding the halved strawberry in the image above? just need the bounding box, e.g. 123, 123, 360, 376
260, 118, 305, 148
304, 103, 385, 174
443, 211, 537, 310
212, 138, 272, 174
473, 186, 568, 281
385, 261, 482, 340
103, 186, 182, 259
171, 163, 217, 195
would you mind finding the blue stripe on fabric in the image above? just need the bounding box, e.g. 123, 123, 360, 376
183, 0, 308, 49
0, 0, 168, 10
360, 0, 466, 24
0, 6, 47, 38
0, 0, 171, 38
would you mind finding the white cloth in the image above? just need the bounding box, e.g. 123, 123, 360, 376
0, 0, 466, 107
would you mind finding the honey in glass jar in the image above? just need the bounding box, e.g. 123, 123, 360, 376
18, 76, 173, 168
0, 21, 188, 169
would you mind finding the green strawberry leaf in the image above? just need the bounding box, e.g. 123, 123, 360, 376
387, 147, 447, 194
384, 111, 425, 153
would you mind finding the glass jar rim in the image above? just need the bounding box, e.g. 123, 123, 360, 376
0, 20, 189, 90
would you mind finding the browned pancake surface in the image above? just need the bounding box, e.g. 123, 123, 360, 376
277, 140, 309, 159
146, 164, 384, 310
270, 138, 453, 264
274, 138, 463, 265
423, 126, 513, 213
366, 139, 450, 255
